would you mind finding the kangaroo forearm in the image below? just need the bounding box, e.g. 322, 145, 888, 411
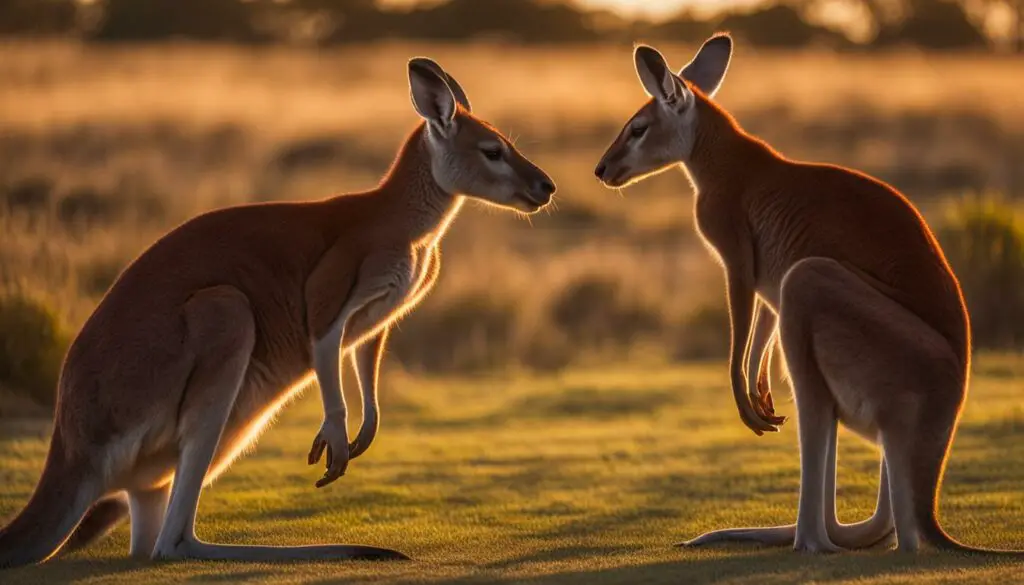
757, 329, 776, 392
313, 333, 347, 419
728, 275, 755, 406
746, 302, 777, 393
349, 329, 388, 458
726, 272, 778, 434
353, 329, 386, 409
310, 286, 389, 419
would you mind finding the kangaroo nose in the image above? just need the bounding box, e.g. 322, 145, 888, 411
594, 162, 607, 179
537, 178, 556, 197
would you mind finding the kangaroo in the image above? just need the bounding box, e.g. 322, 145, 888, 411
0, 57, 555, 568
595, 33, 1013, 554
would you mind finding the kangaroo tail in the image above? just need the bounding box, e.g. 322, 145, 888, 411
912, 404, 1023, 556
917, 495, 1024, 555
0, 427, 103, 569
916, 502, 1024, 555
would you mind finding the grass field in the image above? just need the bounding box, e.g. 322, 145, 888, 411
2, 356, 1024, 584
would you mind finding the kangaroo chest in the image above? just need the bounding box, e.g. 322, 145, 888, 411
692, 195, 730, 266
350, 243, 440, 342
694, 190, 794, 309
407, 245, 438, 303
692, 190, 750, 275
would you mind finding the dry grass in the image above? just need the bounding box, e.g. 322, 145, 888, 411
0, 41, 1022, 371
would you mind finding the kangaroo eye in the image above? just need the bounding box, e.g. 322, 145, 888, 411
481, 147, 502, 161
630, 125, 648, 139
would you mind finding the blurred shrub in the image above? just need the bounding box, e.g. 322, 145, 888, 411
0, 292, 69, 408
0, 0, 997, 50
672, 303, 730, 361
2, 176, 53, 215
78, 258, 125, 298
549, 276, 662, 351
874, 0, 987, 50
938, 197, 1024, 349
381, 0, 600, 44
520, 332, 574, 373
271, 135, 393, 175
718, 5, 838, 48
0, 0, 79, 36
56, 185, 167, 231
58, 186, 119, 227
91, 0, 263, 43
391, 276, 667, 374
390, 292, 518, 373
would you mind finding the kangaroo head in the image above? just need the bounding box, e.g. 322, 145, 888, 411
408, 58, 555, 213
595, 34, 733, 188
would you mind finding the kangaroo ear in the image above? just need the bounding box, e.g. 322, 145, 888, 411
441, 72, 471, 113
634, 44, 688, 108
408, 58, 457, 134
679, 33, 733, 98
409, 57, 471, 113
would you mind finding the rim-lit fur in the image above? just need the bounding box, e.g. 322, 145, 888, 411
0, 57, 554, 568
410, 58, 555, 213
595, 34, 732, 187
595, 34, 1015, 556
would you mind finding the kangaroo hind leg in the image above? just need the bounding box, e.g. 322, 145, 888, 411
150, 285, 406, 562
783, 257, 962, 553
128, 485, 170, 558
681, 444, 893, 549
684, 257, 911, 552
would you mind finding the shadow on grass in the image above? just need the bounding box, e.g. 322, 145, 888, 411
183, 569, 279, 583
482, 545, 628, 570
11, 547, 1022, 585
3, 556, 364, 585
413, 385, 683, 431
463, 548, 1018, 585
2, 558, 152, 585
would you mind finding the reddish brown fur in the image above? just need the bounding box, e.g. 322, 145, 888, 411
0, 86, 554, 564
684, 86, 970, 374
684, 87, 976, 549
0, 124, 450, 568
57, 124, 450, 471
596, 37, 989, 552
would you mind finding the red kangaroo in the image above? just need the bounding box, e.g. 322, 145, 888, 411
595, 33, 1015, 554
0, 57, 555, 567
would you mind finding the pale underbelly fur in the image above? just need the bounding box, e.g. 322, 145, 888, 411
111, 370, 316, 494
106, 284, 414, 495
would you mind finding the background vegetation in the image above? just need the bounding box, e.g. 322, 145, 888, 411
1, 39, 1022, 406
1, 0, 1021, 51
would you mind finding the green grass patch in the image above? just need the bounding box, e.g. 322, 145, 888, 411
1, 358, 1023, 583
